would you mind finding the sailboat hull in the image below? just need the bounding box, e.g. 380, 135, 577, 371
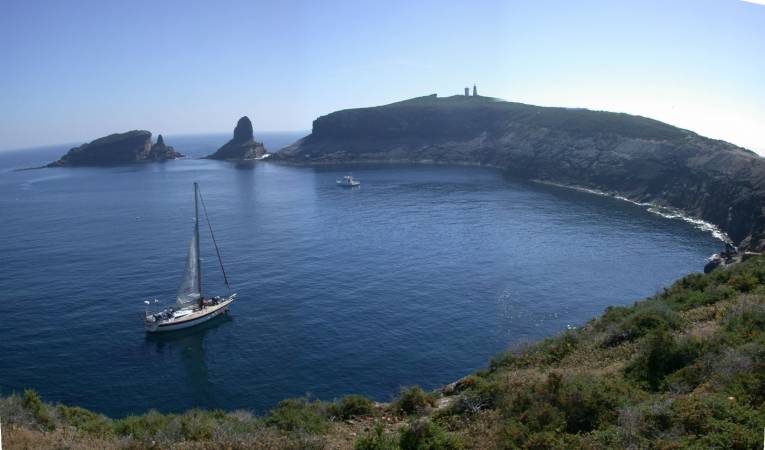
145, 296, 235, 333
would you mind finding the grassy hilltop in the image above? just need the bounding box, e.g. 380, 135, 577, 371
3, 256, 765, 449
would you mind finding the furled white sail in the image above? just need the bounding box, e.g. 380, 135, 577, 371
176, 234, 201, 307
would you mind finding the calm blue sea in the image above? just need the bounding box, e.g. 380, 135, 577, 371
0, 133, 722, 417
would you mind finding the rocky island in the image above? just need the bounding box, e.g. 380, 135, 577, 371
275, 94, 765, 253
205, 116, 267, 160
46, 130, 182, 167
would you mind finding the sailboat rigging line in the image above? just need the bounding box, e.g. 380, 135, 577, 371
197, 187, 232, 294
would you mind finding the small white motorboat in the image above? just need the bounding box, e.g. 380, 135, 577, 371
336, 175, 360, 187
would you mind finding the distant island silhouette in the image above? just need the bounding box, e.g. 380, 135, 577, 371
46, 130, 182, 167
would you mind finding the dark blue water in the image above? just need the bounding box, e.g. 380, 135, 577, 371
0, 134, 722, 417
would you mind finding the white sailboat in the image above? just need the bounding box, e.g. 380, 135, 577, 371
144, 182, 236, 332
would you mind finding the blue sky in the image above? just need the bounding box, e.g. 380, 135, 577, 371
1, 0, 763, 152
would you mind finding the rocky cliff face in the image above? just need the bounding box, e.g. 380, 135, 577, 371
205, 116, 267, 160
275, 95, 765, 252
47, 131, 182, 166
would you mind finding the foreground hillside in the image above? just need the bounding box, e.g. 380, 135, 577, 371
3, 257, 765, 449
275, 95, 765, 253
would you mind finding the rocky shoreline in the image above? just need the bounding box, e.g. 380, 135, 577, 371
273, 94, 765, 255
530, 179, 732, 243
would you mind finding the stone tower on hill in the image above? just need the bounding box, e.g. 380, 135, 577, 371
473, 84, 478, 96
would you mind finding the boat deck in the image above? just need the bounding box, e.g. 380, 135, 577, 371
164, 298, 234, 325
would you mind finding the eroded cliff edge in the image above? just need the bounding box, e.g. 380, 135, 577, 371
274, 94, 765, 252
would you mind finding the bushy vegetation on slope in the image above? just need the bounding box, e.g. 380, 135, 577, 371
3, 257, 765, 449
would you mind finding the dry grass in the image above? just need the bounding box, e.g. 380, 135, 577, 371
5, 425, 125, 450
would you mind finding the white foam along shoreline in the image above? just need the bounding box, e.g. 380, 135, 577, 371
533, 180, 732, 244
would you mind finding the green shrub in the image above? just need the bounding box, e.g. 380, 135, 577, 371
265, 398, 329, 433
628, 306, 680, 333
179, 409, 215, 441
678, 290, 715, 308
556, 374, 631, 433
113, 409, 173, 439
499, 418, 570, 450
614, 398, 675, 445
57, 404, 112, 435
499, 372, 635, 438
721, 345, 765, 406
661, 289, 709, 311
355, 423, 400, 450
594, 305, 632, 332
456, 375, 499, 412
624, 329, 700, 391
489, 352, 518, 371
394, 386, 437, 416
517, 402, 565, 433
500, 419, 530, 448
581, 425, 630, 448
670, 394, 765, 448
330, 394, 374, 419
707, 284, 737, 303
722, 300, 765, 344
493, 333, 580, 370
672, 332, 765, 399
534, 332, 579, 365
728, 272, 759, 293
680, 272, 710, 291
654, 264, 759, 311
711, 266, 733, 284
399, 418, 462, 450
22, 389, 54, 429
602, 306, 680, 347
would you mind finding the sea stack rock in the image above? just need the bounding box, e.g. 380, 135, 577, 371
149, 134, 183, 161
205, 116, 267, 160
47, 131, 182, 167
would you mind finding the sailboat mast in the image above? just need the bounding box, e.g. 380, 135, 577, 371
194, 182, 202, 301
198, 187, 232, 295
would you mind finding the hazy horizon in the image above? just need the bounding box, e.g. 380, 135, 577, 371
2, 0, 764, 153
